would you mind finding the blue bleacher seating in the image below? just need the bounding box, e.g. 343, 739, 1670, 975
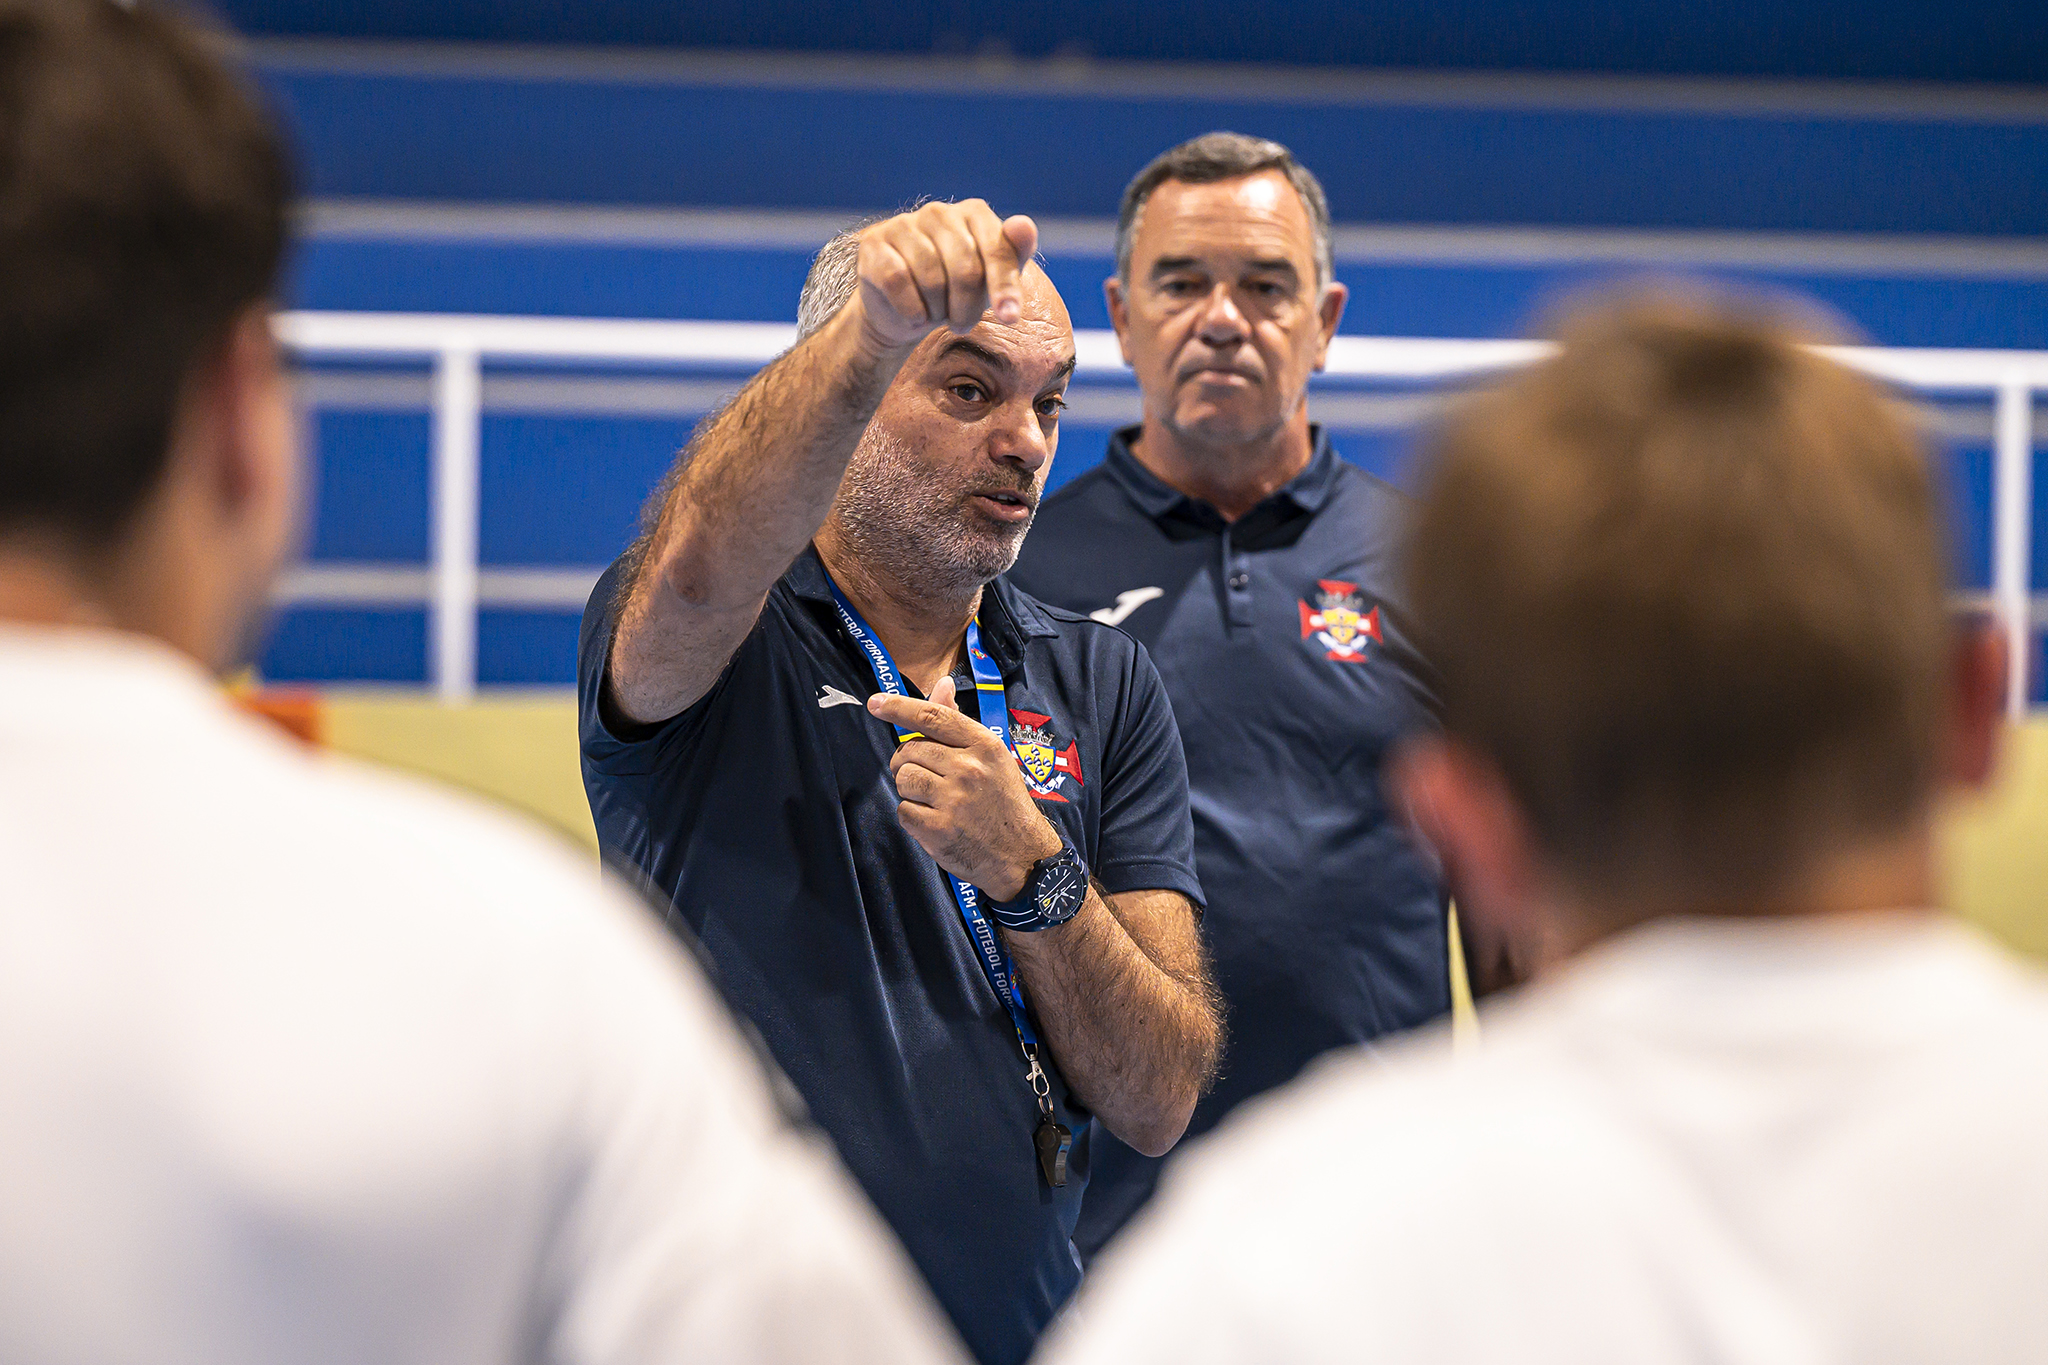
256, 46, 2048, 693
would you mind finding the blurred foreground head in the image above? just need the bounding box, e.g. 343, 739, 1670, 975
1398, 293, 2004, 954
0, 0, 293, 669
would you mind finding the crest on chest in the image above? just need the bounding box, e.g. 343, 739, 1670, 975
1300, 578, 1383, 664
1008, 709, 1085, 803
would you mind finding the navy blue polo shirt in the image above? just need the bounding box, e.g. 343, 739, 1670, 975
1009, 426, 1449, 1259
577, 545, 1202, 1365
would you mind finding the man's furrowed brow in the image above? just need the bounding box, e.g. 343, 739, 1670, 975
935, 337, 1014, 374
1043, 355, 1077, 391
1150, 254, 1303, 280
1245, 257, 1301, 278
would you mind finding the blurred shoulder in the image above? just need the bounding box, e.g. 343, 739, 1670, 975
193, 704, 678, 976
1167, 1000, 1619, 1235
1050, 1028, 1557, 1364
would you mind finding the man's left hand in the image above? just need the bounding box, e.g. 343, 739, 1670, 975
869, 678, 1063, 901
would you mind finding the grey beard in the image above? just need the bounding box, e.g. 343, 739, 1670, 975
830, 428, 1032, 594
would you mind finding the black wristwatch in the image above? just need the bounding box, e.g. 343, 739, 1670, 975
986, 835, 1088, 932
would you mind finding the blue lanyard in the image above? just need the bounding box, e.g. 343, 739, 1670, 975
825, 578, 1043, 1059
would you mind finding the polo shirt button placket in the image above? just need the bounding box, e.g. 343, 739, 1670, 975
1222, 528, 1255, 631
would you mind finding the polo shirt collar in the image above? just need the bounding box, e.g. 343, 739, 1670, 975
794, 543, 1056, 673
786, 543, 838, 604
1101, 423, 1342, 523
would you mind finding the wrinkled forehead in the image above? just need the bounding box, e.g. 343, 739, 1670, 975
903, 263, 1075, 384
1132, 170, 1319, 273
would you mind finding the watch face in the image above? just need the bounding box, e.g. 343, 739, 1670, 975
1037, 851, 1087, 920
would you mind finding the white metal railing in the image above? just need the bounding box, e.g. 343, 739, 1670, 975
274, 311, 2045, 713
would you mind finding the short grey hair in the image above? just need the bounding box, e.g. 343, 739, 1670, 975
1115, 131, 1334, 288
795, 214, 888, 341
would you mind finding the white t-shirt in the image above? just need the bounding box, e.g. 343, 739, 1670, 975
1043, 911, 2048, 1365
0, 626, 963, 1365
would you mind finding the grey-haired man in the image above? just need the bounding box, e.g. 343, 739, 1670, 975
1010, 132, 1458, 1259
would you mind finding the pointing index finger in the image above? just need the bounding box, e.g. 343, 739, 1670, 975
1002, 214, 1038, 268
867, 690, 981, 746
971, 209, 1036, 327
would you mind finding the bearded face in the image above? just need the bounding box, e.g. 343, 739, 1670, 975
831, 422, 1044, 590
823, 265, 1073, 594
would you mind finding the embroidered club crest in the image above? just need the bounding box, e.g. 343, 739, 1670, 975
1009, 709, 1085, 803
1299, 578, 1383, 664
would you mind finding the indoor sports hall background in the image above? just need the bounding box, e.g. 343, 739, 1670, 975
220, 1, 2048, 948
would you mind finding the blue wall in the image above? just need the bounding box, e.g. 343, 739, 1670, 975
258, 56, 2048, 235
291, 238, 2048, 350
227, 2, 2047, 84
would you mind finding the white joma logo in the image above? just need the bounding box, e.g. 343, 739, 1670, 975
1090, 586, 1164, 627
817, 685, 865, 709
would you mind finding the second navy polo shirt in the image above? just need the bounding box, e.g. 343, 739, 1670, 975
1009, 426, 1451, 1260
578, 544, 1203, 1365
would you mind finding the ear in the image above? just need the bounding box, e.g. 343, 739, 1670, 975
1311, 280, 1348, 373
195, 306, 291, 518
209, 305, 300, 624
1387, 735, 1549, 967
1103, 275, 1134, 367
1944, 615, 2009, 793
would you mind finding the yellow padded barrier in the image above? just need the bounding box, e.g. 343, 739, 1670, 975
1943, 718, 2048, 959
323, 690, 598, 856
318, 691, 2048, 960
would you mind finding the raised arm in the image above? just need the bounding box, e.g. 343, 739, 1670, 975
608, 202, 1040, 724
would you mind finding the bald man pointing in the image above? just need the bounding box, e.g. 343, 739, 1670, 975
578, 201, 1222, 1365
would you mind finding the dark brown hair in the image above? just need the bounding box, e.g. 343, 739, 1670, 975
1115, 131, 1332, 287
1406, 292, 1949, 907
0, 0, 291, 547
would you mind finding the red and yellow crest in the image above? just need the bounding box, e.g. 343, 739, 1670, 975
1009, 709, 1085, 803
1299, 578, 1383, 664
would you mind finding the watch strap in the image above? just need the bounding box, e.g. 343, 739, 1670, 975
987, 838, 1087, 932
